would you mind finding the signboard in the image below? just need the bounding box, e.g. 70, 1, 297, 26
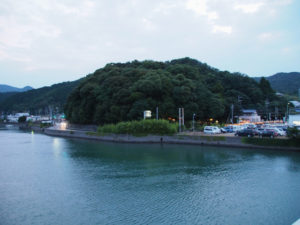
143, 110, 151, 119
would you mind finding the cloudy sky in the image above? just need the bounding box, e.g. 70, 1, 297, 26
0, 0, 299, 88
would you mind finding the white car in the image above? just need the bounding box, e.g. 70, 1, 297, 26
273, 128, 286, 136
204, 126, 221, 134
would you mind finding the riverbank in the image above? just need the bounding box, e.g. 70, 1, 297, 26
43, 127, 300, 152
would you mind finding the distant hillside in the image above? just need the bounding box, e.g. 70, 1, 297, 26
254, 72, 300, 95
0, 92, 18, 105
0, 84, 33, 93
0, 79, 83, 114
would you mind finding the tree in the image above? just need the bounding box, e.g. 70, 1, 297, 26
259, 77, 274, 99
18, 116, 27, 123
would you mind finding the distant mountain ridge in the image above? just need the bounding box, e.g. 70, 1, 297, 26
0, 84, 33, 93
254, 72, 300, 95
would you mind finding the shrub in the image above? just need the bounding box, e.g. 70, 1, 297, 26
287, 127, 300, 138
97, 119, 177, 135
18, 116, 27, 123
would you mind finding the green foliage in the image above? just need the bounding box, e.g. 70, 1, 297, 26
259, 77, 275, 100
0, 79, 83, 114
287, 127, 300, 138
40, 123, 51, 128
254, 72, 300, 95
97, 119, 177, 135
18, 116, 27, 123
65, 58, 284, 124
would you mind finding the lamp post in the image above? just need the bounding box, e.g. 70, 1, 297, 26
192, 113, 195, 132
286, 102, 290, 123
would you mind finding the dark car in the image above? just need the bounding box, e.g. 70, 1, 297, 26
253, 128, 264, 136
260, 129, 279, 138
235, 129, 255, 137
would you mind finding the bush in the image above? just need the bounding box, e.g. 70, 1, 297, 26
97, 119, 177, 135
18, 116, 27, 123
287, 127, 300, 138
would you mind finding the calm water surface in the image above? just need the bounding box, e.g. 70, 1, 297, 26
0, 128, 300, 225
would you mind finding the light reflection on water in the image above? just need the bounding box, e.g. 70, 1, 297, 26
0, 129, 300, 225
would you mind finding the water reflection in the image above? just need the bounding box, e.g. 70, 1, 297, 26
63, 139, 300, 177
1, 130, 300, 225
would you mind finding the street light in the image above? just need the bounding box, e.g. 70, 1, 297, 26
192, 113, 195, 132
286, 102, 290, 123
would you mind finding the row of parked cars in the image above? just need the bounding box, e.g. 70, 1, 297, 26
235, 127, 286, 138
203, 124, 287, 138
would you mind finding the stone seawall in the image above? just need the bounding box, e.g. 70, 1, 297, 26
44, 128, 300, 151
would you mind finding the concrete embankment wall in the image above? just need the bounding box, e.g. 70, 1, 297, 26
44, 128, 300, 151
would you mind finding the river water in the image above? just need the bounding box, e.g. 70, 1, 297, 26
0, 128, 300, 225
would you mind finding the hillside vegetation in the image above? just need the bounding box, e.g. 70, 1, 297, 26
0, 79, 82, 114
65, 58, 285, 125
254, 72, 300, 95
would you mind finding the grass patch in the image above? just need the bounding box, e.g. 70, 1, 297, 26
242, 137, 300, 147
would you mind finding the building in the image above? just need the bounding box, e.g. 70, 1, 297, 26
289, 101, 300, 114
239, 109, 261, 123
287, 101, 300, 125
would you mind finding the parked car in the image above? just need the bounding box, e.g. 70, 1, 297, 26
204, 126, 221, 134
256, 128, 265, 134
235, 129, 255, 137
220, 127, 227, 133
221, 126, 233, 133
246, 124, 257, 129
260, 129, 279, 138
251, 128, 263, 136
273, 128, 286, 136
222, 125, 241, 133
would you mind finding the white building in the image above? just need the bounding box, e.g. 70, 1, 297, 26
239, 109, 261, 123
288, 115, 300, 126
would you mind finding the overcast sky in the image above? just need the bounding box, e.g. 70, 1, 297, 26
0, 0, 299, 88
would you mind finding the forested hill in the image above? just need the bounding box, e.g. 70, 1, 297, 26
65, 58, 283, 125
254, 72, 300, 95
0, 79, 83, 114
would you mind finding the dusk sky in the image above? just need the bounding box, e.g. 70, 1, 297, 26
0, 0, 299, 88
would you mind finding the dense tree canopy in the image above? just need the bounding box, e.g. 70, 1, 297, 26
65, 58, 285, 124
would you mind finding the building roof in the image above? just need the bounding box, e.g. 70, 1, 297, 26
242, 109, 257, 113
289, 101, 300, 108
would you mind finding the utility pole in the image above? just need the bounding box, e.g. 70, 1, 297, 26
156, 107, 158, 120
192, 113, 195, 132
178, 108, 181, 132
265, 99, 269, 121
182, 108, 184, 127
286, 102, 290, 123
275, 106, 278, 120
231, 104, 234, 124
178, 108, 184, 132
